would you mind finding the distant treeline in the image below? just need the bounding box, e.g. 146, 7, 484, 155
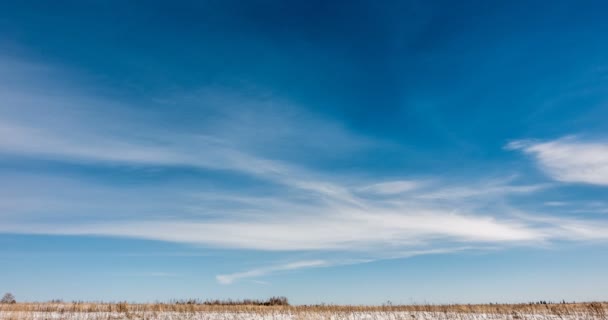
169, 296, 289, 306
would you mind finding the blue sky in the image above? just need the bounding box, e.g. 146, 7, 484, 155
1, 0, 608, 304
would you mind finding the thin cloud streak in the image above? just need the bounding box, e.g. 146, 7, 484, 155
214, 246, 510, 284
217, 260, 327, 284
358, 180, 421, 195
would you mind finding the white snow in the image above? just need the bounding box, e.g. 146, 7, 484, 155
0, 311, 604, 320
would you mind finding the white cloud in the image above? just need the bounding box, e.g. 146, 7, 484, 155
358, 180, 421, 195
0, 209, 545, 251
0, 120, 283, 176
115, 272, 179, 278
544, 201, 568, 207
415, 183, 549, 200
214, 248, 461, 284
216, 260, 327, 284
514, 213, 608, 241
507, 137, 608, 186
3, 55, 608, 284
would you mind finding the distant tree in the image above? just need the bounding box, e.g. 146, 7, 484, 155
265, 296, 289, 306
1, 293, 16, 304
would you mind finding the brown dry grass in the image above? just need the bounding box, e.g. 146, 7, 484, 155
0, 301, 606, 316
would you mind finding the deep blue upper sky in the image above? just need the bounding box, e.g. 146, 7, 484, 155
1, 0, 608, 304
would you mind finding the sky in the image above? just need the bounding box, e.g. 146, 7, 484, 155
1, 0, 608, 305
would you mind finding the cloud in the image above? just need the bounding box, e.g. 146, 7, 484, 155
0, 56, 374, 201
2, 55, 608, 284
541, 201, 608, 214
507, 137, 608, 186
358, 180, 421, 195
114, 272, 179, 278
0, 120, 282, 176
0, 208, 545, 251
216, 260, 327, 284
544, 201, 567, 207
514, 212, 608, 241
414, 182, 549, 200
214, 246, 494, 284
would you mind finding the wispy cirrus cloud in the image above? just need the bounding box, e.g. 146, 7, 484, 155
0, 207, 546, 251
414, 180, 551, 200
216, 247, 475, 285
358, 180, 421, 195
507, 137, 608, 186
2, 55, 608, 284
217, 260, 327, 284
113, 272, 179, 278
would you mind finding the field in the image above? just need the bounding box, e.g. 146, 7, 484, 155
1, 302, 607, 320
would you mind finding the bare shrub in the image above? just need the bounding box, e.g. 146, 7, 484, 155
1, 293, 16, 304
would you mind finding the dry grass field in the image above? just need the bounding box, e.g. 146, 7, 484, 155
0, 302, 606, 320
